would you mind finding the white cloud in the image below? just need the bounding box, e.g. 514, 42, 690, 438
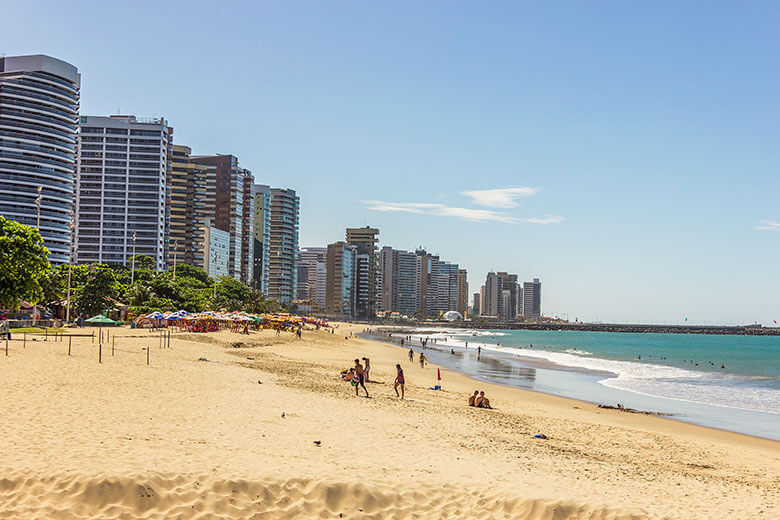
363, 200, 564, 226
363, 201, 518, 223
756, 219, 780, 231
519, 216, 565, 225
461, 187, 539, 208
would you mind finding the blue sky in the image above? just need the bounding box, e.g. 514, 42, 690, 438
4, 1, 779, 324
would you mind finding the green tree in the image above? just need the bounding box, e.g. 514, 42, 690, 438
0, 217, 50, 309
129, 254, 155, 270
212, 276, 251, 311
73, 268, 117, 316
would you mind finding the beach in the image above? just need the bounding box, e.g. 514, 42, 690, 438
1, 324, 778, 519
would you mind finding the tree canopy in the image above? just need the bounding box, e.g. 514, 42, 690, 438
0, 216, 50, 309
3, 219, 290, 318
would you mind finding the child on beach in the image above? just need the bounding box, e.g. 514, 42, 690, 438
468, 390, 479, 406
394, 364, 405, 399
362, 357, 371, 382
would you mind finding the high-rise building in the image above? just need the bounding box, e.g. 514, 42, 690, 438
523, 278, 542, 318
252, 184, 271, 294
472, 292, 481, 317
203, 219, 230, 279
168, 145, 208, 269
325, 241, 356, 318
346, 226, 379, 318
75, 115, 172, 268
298, 247, 327, 311
191, 154, 253, 281
479, 272, 500, 317
457, 269, 469, 316
265, 187, 299, 304
0, 55, 80, 264
378, 246, 418, 316
496, 271, 520, 320
241, 176, 254, 284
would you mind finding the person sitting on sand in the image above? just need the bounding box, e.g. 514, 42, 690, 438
341, 368, 355, 382
353, 359, 368, 397
475, 391, 492, 409
468, 390, 479, 406
394, 364, 405, 399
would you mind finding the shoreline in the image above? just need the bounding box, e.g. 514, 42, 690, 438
376, 321, 780, 335
1, 324, 778, 518
364, 328, 780, 444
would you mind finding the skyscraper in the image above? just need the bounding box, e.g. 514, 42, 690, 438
496, 271, 520, 320
252, 184, 271, 294
378, 246, 418, 316
168, 144, 208, 269
0, 55, 80, 264
266, 187, 299, 304
479, 272, 500, 317
523, 278, 542, 318
241, 176, 254, 284
457, 269, 469, 316
346, 226, 379, 318
325, 241, 356, 317
191, 154, 253, 281
298, 247, 327, 311
75, 115, 172, 269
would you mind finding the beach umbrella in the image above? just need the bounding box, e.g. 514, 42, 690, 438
85, 314, 117, 325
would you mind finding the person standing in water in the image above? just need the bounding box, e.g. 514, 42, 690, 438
394, 364, 405, 399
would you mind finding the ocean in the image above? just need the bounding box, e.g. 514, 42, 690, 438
385, 328, 780, 440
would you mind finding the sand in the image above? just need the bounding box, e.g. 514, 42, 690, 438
0, 324, 778, 519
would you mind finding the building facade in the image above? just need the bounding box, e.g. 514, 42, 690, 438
523, 278, 542, 318
298, 247, 327, 311
252, 184, 271, 294
168, 144, 208, 269
457, 269, 469, 316
266, 187, 299, 304
0, 54, 80, 264
378, 246, 418, 316
191, 154, 253, 281
346, 226, 379, 318
325, 241, 356, 318
203, 220, 230, 279
75, 115, 171, 269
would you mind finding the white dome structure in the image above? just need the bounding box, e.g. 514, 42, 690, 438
442, 311, 464, 322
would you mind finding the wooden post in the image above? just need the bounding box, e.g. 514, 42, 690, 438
112, 336, 115, 356
167, 329, 171, 348
159, 330, 163, 349
92, 331, 94, 344
5, 334, 8, 356
146, 346, 150, 365
23, 333, 26, 348
45, 328, 48, 341
68, 335, 72, 356
99, 342, 102, 364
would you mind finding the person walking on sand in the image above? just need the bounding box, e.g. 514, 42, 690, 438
353, 359, 369, 397
394, 364, 405, 399
419, 352, 426, 368
408, 348, 414, 362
